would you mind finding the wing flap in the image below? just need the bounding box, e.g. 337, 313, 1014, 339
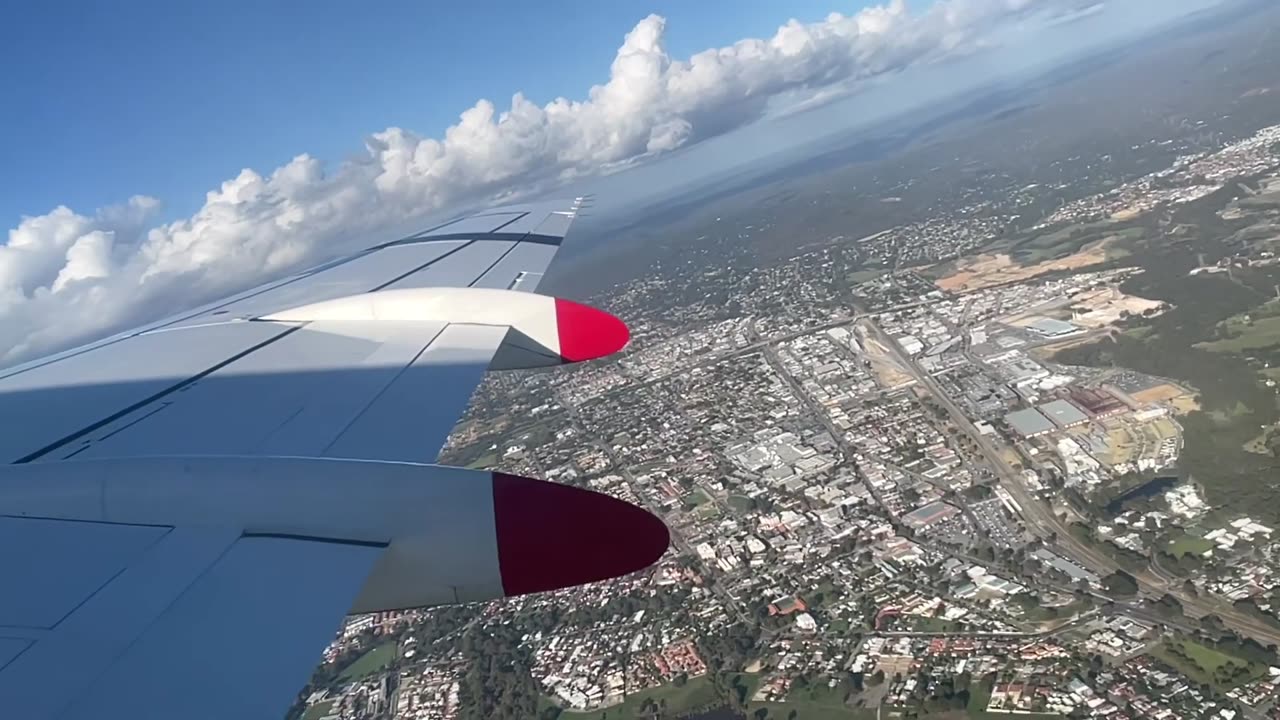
0, 639, 28, 670
377, 239, 515, 291
0, 517, 168, 628
0, 323, 293, 463
410, 210, 527, 237
58, 320, 448, 460
56, 536, 382, 720
322, 323, 508, 462
0, 520, 381, 720
469, 241, 558, 290
0, 523, 242, 717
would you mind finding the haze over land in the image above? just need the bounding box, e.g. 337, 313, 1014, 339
0, 0, 1222, 365
300, 3, 1280, 719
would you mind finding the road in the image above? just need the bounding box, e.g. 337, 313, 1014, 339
556, 388, 760, 632
753, 321, 900, 521
862, 316, 1280, 647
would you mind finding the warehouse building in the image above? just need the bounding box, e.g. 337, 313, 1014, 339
1004, 407, 1056, 439
1038, 399, 1090, 429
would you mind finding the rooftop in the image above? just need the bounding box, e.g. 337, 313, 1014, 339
1038, 399, 1089, 428
902, 501, 961, 529
1026, 317, 1081, 337
1005, 407, 1055, 437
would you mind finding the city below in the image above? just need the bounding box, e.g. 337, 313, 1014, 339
294, 10, 1280, 720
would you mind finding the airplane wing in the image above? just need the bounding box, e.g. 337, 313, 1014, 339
0, 199, 669, 720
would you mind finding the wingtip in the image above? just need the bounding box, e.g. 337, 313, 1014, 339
554, 298, 629, 363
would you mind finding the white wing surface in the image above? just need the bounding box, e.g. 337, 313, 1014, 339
0, 198, 623, 465
0, 199, 669, 720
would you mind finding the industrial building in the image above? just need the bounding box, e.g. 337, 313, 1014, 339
1026, 317, 1083, 337
1066, 387, 1127, 418
1038, 399, 1090, 429
1004, 407, 1056, 438
902, 501, 961, 530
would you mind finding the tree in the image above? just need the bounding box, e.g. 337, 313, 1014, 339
1102, 570, 1139, 597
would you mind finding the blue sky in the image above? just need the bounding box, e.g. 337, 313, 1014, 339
0, 0, 1240, 363
0, 0, 847, 227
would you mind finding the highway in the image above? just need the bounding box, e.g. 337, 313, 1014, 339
862, 316, 1280, 647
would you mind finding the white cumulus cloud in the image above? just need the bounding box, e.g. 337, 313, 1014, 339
1, 0, 1090, 364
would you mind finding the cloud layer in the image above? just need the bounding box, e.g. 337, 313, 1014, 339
3, 0, 1085, 364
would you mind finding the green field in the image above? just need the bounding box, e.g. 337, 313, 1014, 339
1150, 637, 1264, 689
685, 488, 712, 507
1019, 600, 1088, 623
1165, 534, 1214, 557
563, 676, 720, 719
1197, 314, 1280, 353
848, 268, 888, 284
338, 643, 395, 683
967, 682, 993, 716
748, 701, 877, 720
301, 701, 335, 720
727, 494, 756, 512
1124, 326, 1155, 341
1005, 222, 1143, 264
464, 452, 497, 469
750, 684, 875, 720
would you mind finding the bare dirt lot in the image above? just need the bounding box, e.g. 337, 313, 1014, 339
1068, 287, 1166, 328
933, 238, 1114, 293
1132, 383, 1201, 415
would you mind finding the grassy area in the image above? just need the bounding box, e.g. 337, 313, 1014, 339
1020, 600, 1087, 623
749, 702, 877, 720
727, 494, 755, 513
1197, 314, 1280, 353
750, 690, 877, 720
1243, 422, 1280, 454
1165, 534, 1214, 557
301, 701, 334, 720
1008, 221, 1140, 264
729, 672, 763, 705
563, 676, 720, 719
685, 488, 712, 507
1125, 326, 1155, 341
464, 452, 497, 469
967, 682, 992, 715
1208, 400, 1252, 426
1150, 637, 1265, 689
848, 268, 888, 284
338, 642, 395, 683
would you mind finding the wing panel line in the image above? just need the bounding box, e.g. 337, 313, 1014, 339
468, 241, 522, 288
44, 528, 176, 631
376, 231, 562, 250
318, 323, 449, 456
0, 639, 33, 672
485, 212, 529, 233
11, 327, 302, 464
369, 241, 475, 292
